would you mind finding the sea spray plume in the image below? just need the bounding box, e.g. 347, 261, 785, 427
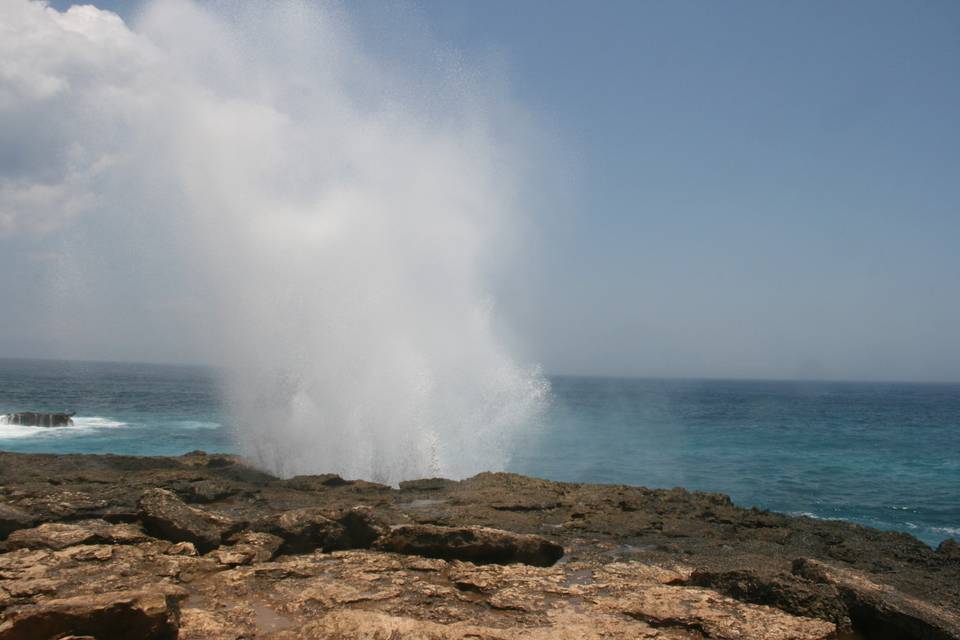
1, 0, 550, 483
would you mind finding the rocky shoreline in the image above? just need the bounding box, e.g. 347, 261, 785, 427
0, 450, 957, 639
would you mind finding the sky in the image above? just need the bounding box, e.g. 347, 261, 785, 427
7, 0, 960, 382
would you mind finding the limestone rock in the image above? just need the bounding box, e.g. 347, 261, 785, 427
793, 557, 960, 639
938, 538, 960, 560
614, 585, 836, 640
375, 524, 564, 567
336, 505, 387, 547
138, 488, 236, 553
0, 504, 36, 540
297, 609, 649, 640
687, 568, 850, 628
183, 480, 239, 504
166, 541, 199, 556
4, 520, 150, 551
0, 451, 957, 639
211, 532, 283, 565
251, 508, 350, 553
0, 590, 180, 640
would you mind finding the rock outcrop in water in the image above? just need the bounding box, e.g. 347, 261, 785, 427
0, 450, 957, 639
1, 412, 74, 427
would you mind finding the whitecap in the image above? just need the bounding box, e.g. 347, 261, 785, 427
0, 416, 127, 440
788, 511, 847, 522
173, 421, 221, 430
72, 416, 127, 429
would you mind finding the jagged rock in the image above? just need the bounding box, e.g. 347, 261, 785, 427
938, 538, 960, 560
1, 412, 74, 427
0, 590, 180, 640
251, 508, 351, 553
282, 474, 351, 490
0, 504, 36, 540
182, 480, 238, 504
138, 488, 237, 553
613, 584, 836, 639
211, 532, 283, 565
247, 506, 384, 555
793, 557, 960, 639
0, 451, 957, 639
3, 520, 150, 551
399, 478, 458, 491
375, 524, 564, 567
337, 505, 387, 547
687, 568, 851, 629
167, 541, 199, 556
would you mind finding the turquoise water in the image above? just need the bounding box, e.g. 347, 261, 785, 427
0, 359, 231, 456
1, 358, 957, 547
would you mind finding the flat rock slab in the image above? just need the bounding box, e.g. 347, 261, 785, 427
375, 524, 564, 567
613, 585, 835, 640
0, 590, 180, 640
3, 520, 150, 551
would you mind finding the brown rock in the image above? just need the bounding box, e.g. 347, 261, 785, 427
4, 520, 150, 551
138, 488, 236, 553
614, 585, 836, 640
211, 532, 283, 565
375, 524, 564, 567
687, 568, 850, 629
336, 505, 387, 547
0, 504, 35, 540
0, 590, 180, 640
166, 541, 199, 556
251, 508, 350, 553
183, 479, 238, 504
793, 557, 960, 639
938, 538, 960, 560
1, 450, 958, 639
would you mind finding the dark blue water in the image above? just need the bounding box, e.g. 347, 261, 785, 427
1, 359, 957, 547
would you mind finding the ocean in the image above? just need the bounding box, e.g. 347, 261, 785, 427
1, 358, 957, 547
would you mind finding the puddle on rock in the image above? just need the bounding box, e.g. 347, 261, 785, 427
563, 568, 594, 587
252, 603, 295, 632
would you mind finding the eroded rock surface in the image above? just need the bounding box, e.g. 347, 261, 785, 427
138, 488, 238, 553
376, 524, 564, 567
0, 450, 956, 639
3, 520, 149, 551
0, 590, 180, 640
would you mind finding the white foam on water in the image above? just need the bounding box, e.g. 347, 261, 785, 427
72, 416, 127, 429
174, 421, 221, 430
788, 511, 848, 522
0, 416, 127, 440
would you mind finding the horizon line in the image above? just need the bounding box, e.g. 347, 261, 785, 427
2, 355, 959, 387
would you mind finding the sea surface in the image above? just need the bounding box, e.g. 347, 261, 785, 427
1, 358, 957, 547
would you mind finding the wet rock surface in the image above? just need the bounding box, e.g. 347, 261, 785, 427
0, 450, 956, 639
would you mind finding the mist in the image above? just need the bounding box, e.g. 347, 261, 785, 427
0, 0, 550, 482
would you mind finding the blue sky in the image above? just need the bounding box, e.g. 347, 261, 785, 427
32, 1, 960, 380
